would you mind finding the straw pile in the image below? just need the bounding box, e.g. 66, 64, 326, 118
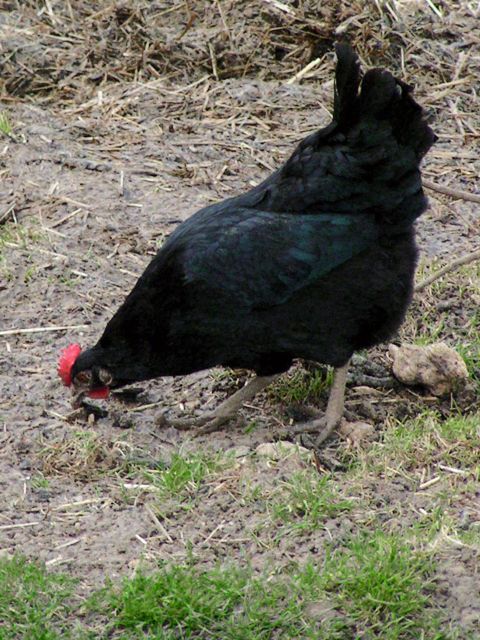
1, 1, 478, 193
1, 2, 478, 106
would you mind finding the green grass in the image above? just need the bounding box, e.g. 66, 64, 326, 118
30, 472, 50, 490
457, 527, 480, 550
0, 111, 13, 136
407, 260, 480, 397
0, 221, 18, 259
23, 264, 37, 283
40, 438, 230, 500
413, 320, 446, 345
0, 221, 37, 247
0, 555, 76, 640
143, 451, 225, 500
0, 532, 456, 640
270, 367, 333, 404
357, 411, 480, 476
319, 530, 440, 639
39, 441, 231, 513
344, 411, 480, 564
0, 220, 44, 266
87, 530, 444, 639
411, 304, 480, 393
0, 529, 464, 640
271, 471, 354, 534
58, 273, 80, 288
135, 451, 233, 517
456, 309, 480, 391
90, 562, 320, 639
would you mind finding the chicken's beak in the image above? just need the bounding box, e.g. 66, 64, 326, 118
71, 370, 93, 407
71, 368, 113, 407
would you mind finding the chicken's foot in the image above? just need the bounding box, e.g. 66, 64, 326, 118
165, 374, 280, 434
288, 361, 350, 446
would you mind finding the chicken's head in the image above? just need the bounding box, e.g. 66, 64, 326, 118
58, 343, 111, 403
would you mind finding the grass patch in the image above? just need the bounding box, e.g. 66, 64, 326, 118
270, 366, 333, 404
456, 308, 480, 392
457, 527, 480, 550
271, 471, 354, 534
143, 451, 225, 500
0, 555, 76, 640
0, 222, 18, 261
38, 439, 229, 510
406, 261, 480, 394
89, 530, 444, 639
0, 536, 454, 640
134, 451, 233, 517
319, 530, 439, 639
0, 220, 41, 248
359, 411, 480, 477
30, 472, 50, 490
0, 220, 44, 265
89, 562, 321, 639
0, 111, 13, 136
345, 411, 480, 561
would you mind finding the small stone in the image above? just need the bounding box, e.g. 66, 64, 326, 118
351, 385, 384, 396
389, 342, 468, 396
338, 420, 375, 445
255, 441, 311, 461
225, 445, 250, 459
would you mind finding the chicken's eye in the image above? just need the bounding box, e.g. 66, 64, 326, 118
75, 370, 92, 385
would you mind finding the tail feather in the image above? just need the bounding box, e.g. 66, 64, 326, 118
333, 42, 362, 127
256, 43, 435, 226
359, 69, 435, 159
334, 43, 436, 160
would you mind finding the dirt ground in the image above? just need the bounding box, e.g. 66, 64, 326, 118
1, 0, 479, 635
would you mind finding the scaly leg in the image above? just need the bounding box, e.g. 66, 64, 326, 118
289, 361, 350, 445
166, 374, 280, 434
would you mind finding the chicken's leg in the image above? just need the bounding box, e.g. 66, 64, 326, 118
165, 374, 280, 434
289, 361, 350, 445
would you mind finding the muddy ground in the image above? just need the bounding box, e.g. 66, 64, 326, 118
1, 1, 480, 636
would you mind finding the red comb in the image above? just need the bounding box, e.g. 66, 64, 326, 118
58, 343, 82, 386
58, 343, 109, 399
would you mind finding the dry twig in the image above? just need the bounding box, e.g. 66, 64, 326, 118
424, 179, 480, 204
0, 325, 89, 337
415, 249, 480, 292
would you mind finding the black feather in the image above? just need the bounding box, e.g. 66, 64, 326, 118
71, 45, 435, 386
333, 42, 362, 128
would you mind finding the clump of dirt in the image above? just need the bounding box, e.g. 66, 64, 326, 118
390, 342, 469, 396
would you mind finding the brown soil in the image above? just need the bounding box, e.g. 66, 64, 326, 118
1, 1, 479, 635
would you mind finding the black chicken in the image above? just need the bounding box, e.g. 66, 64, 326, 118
67, 44, 435, 441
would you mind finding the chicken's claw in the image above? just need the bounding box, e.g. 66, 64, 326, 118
157, 374, 278, 435
160, 411, 242, 435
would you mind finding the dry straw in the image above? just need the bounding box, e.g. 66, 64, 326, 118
1, 1, 478, 271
